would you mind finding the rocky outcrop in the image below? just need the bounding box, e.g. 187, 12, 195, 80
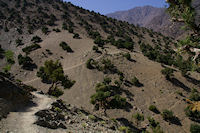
0, 72, 34, 120
34, 100, 124, 132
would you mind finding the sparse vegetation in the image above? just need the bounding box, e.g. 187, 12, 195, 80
41, 26, 49, 34
16, 38, 24, 46
59, 41, 73, 52
131, 76, 142, 87
123, 53, 131, 61
190, 124, 200, 133
149, 105, 160, 114
132, 113, 144, 128
161, 67, 174, 80
18, 54, 36, 70
31, 36, 42, 43
37, 60, 75, 97
22, 44, 41, 54
73, 33, 80, 39
90, 80, 127, 114
5, 50, 15, 64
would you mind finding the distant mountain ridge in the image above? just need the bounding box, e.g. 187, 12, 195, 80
107, 6, 184, 38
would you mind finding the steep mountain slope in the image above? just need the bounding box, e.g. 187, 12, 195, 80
0, 0, 200, 132
107, 6, 184, 38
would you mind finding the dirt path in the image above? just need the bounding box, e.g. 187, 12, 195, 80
24, 50, 122, 84
0, 92, 55, 133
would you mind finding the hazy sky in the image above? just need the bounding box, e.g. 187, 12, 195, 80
64, 0, 167, 14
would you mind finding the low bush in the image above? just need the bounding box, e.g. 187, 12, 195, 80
59, 41, 73, 52
131, 76, 141, 87
190, 124, 200, 133
161, 109, 176, 122
161, 67, 174, 80
53, 28, 61, 32
22, 44, 41, 54
86, 58, 95, 69
48, 87, 64, 97
41, 26, 49, 34
149, 105, 160, 114
73, 33, 80, 39
16, 38, 24, 46
123, 53, 131, 61
31, 36, 42, 43
18, 54, 36, 70
5, 50, 15, 64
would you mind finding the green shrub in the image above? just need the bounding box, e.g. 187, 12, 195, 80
132, 113, 144, 127
16, 38, 24, 46
131, 76, 141, 87
22, 44, 41, 54
88, 115, 97, 121
41, 26, 48, 34
94, 36, 104, 47
149, 105, 160, 114
148, 117, 160, 128
3, 64, 11, 73
103, 77, 111, 85
185, 106, 200, 120
68, 26, 73, 33
190, 124, 200, 133
123, 53, 131, 61
5, 50, 15, 64
110, 95, 126, 108
86, 58, 95, 69
53, 28, 61, 32
62, 22, 68, 30
59, 41, 73, 52
161, 109, 175, 122
18, 54, 36, 70
31, 36, 42, 43
92, 45, 99, 52
189, 89, 200, 101
73, 33, 80, 39
161, 67, 174, 80
48, 87, 64, 97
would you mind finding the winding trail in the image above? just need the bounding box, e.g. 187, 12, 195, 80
0, 92, 55, 133
24, 50, 122, 84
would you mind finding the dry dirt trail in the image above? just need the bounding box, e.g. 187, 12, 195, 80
24, 50, 122, 84
0, 92, 55, 133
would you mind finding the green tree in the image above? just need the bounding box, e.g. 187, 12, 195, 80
37, 60, 75, 97
132, 113, 144, 128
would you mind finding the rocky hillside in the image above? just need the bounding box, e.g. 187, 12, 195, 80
107, 6, 184, 38
0, 0, 200, 132
0, 72, 34, 120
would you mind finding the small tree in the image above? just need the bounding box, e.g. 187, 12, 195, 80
37, 60, 75, 97
132, 113, 144, 128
